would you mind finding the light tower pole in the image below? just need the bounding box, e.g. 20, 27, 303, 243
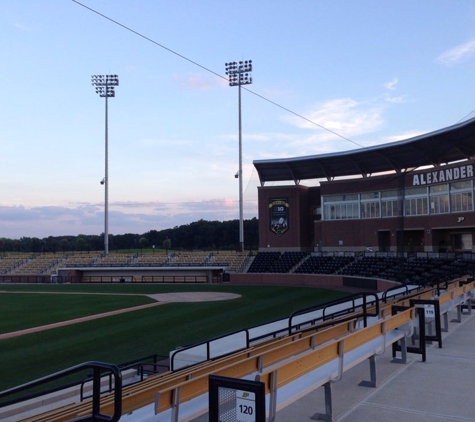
91, 74, 119, 256
225, 60, 252, 252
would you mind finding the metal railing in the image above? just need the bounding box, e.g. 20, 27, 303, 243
0, 361, 122, 422
288, 292, 379, 333
170, 292, 381, 371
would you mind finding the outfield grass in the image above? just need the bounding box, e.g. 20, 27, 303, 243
0, 284, 347, 391
0, 293, 155, 333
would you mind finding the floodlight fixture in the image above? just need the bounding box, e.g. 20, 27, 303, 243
91, 74, 119, 256
225, 60, 253, 87
224, 59, 253, 252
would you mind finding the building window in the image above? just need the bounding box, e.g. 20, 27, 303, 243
323, 202, 359, 220
450, 181, 473, 212
360, 191, 379, 200
345, 203, 359, 219
360, 201, 380, 218
404, 186, 428, 216
324, 194, 358, 202
381, 199, 402, 217
381, 189, 402, 198
451, 181, 471, 190
451, 192, 473, 212
405, 197, 428, 216
430, 184, 449, 214
322, 178, 475, 221
381, 189, 403, 218
405, 186, 428, 196
430, 195, 449, 214
322, 194, 359, 220
430, 184, 448, 194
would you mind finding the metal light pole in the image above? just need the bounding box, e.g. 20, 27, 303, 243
225, 60, 252, 252
91, 74, 119, 256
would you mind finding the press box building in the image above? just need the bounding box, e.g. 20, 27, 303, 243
253, 117, 475, 254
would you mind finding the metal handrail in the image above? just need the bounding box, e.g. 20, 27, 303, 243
80, 354, 167, 399
170, 328, 251, 371
382, 284, 410, 303
171, 292, 381, 371
288, 292, 380, 333
0, 361, 122, 422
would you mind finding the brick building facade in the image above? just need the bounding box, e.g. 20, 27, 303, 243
255, 119, 475, 253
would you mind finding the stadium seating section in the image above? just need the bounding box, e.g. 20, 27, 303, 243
0, 251, 473, 285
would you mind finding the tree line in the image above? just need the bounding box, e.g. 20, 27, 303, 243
0, 218, 259, 254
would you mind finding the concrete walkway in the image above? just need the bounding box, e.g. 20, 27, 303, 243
275, 306, 475, 422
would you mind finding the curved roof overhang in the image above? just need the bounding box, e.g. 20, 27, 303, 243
253, 117, 475, 185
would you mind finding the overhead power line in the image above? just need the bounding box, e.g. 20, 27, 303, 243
457, 108, 475, 123
72, 0, 364, 148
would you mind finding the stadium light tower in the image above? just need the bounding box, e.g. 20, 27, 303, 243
91, 74, 119, 256
225, 60, 252, 252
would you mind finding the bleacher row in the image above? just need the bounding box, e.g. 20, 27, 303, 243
0, 251, 249, 276
0, 251, 474, 285
249, 252, 475, 284
5, 277, 474, 422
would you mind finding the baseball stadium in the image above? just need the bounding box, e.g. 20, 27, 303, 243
1, 116, 475, 421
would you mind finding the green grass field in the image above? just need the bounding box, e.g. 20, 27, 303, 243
0, 283, 347, 392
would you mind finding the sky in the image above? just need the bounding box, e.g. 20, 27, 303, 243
1, 1, 475, 240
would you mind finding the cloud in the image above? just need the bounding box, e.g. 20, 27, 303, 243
182, 198, 237, 211
385, 95, 409, 104
125, 65, 140, 73
242, 133, 272, 142
173, 72, 223, 90
0, 197, 258, 239
0, 205, 102, 238
284, 98, 384, 139
436, 38, 475, 65
377, 130, 428, 145
111, 200, 165, 209
136, 137, 192, 148
12, 20, 33, 32
382, 78, 411, 104
384, 78, 398, 90
260, 87, 296, 101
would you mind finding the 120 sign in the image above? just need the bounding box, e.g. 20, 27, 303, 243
239, 404, 253, 415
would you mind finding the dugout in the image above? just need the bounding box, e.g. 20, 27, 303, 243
254, 117, 475, 253
56, 266, 226, 284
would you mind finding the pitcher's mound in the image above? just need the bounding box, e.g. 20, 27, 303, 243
147, 292, 241, 302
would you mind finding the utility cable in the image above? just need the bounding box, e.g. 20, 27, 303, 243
72, 0, 363, 148
457, 108, 475, 123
